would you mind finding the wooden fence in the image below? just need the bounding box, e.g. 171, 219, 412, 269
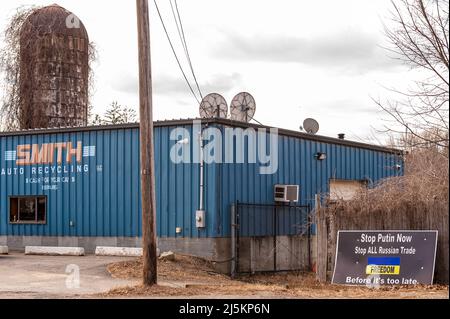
316, 200, 449, 284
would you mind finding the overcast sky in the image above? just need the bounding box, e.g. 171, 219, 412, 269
0, 0, 422, 143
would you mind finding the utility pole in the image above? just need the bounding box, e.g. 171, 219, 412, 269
136, 0, 157, 286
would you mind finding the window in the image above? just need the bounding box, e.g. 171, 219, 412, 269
329, 180, 367, 201
10, 196, 47, 224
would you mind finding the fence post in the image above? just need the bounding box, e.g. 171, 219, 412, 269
236, 201, 240, 276
307, 204, 312, 271
231, 204, 236, 279
315, 194, 327, 283
273, 205, 277, 272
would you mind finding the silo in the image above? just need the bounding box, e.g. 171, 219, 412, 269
19, 4, 89, 129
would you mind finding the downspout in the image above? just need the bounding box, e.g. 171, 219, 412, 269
199, 130, 204, 211
196, 127, 206, 229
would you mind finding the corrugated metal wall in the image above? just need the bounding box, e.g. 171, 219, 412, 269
0, 124, 213, 238
0, 128, 141, 237
154, 125, 211, 239
215, 124, 403, 237
0, 122, 403, 239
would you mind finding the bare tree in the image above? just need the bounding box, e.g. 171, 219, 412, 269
121, 107, 138, 123
89, 114, 104, 126
0, 6, 37, 131
376, 0, 449, 152
90, 101, 137, 125
103, 101, 124, 125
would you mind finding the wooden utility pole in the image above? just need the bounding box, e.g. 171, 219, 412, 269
136, 0, 157, 286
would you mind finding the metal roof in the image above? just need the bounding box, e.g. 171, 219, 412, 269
0, 118, 403, 154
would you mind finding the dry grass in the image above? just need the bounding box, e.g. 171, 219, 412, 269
329, 149, 448, 215
325, 149, 449, 284
102, 255, 449, 299
107, 255, 229, 283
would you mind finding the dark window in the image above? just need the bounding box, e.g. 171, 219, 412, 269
10, 197, 47, 224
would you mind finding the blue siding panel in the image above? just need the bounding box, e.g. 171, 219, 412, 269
217, 124, 403, 237
0, 123, 403, 239
0, 128, 142, 237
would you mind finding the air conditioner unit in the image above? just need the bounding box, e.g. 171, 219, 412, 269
274, 185, 299, 203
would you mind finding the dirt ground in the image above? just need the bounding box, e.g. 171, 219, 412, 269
104, 255, 449, 299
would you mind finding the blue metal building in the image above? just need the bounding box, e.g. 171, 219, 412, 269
0, 119, 403, 269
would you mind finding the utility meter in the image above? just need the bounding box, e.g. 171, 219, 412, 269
196, 210, 206, 228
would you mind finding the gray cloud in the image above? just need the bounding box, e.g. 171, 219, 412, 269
154, 72, 242, 97
213, 29, 404, 74
110, 73, 138, 94
200, 72, 242, 94
153, 75, 187, 96
175, 99, 191, 107
111, 72, 243, 99
315, 99, 380, 115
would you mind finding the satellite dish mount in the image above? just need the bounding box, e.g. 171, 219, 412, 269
230, 92, 256, 123
303, 118, 320, 135
199, 93, 228, 119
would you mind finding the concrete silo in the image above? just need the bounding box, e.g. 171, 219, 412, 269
19, 4, 89, 129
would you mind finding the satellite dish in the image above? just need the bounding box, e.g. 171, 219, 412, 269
199, 93, 228, 119
230, 92, 256, 123
303, 118, 320, 134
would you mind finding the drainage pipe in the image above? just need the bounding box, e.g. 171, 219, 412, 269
199, 130, 204, 211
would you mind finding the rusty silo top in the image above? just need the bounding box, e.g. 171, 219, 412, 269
19, 4, 90, 129
20, 4, 88, 40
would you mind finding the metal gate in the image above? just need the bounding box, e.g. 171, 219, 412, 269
231, 202, 312, 276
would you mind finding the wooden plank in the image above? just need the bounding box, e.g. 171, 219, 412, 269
315, 195, 327, 283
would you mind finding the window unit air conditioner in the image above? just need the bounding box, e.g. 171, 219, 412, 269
274, 185, 299, 203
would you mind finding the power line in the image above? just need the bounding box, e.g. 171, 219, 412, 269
153, 0, 200, 104
252, 117, 265, 126
169, 0, 186, 54
172, 0, 203, 100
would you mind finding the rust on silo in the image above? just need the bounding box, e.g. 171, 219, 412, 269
19, 4, 89, 129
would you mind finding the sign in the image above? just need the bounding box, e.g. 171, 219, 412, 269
1, 141, 98, 192
332, 231, 438, 286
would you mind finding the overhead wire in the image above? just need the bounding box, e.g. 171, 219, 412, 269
153, 0, 201, 104
172, 0, 204, 100
252, 117, 265, 126
155, 0, 259, 124
169, 0, 187, 55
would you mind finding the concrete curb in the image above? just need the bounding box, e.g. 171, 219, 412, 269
95, 247, 143, 257
95, 247, 162, 257
25, 246, 85, 256
0, 246, 8, 255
